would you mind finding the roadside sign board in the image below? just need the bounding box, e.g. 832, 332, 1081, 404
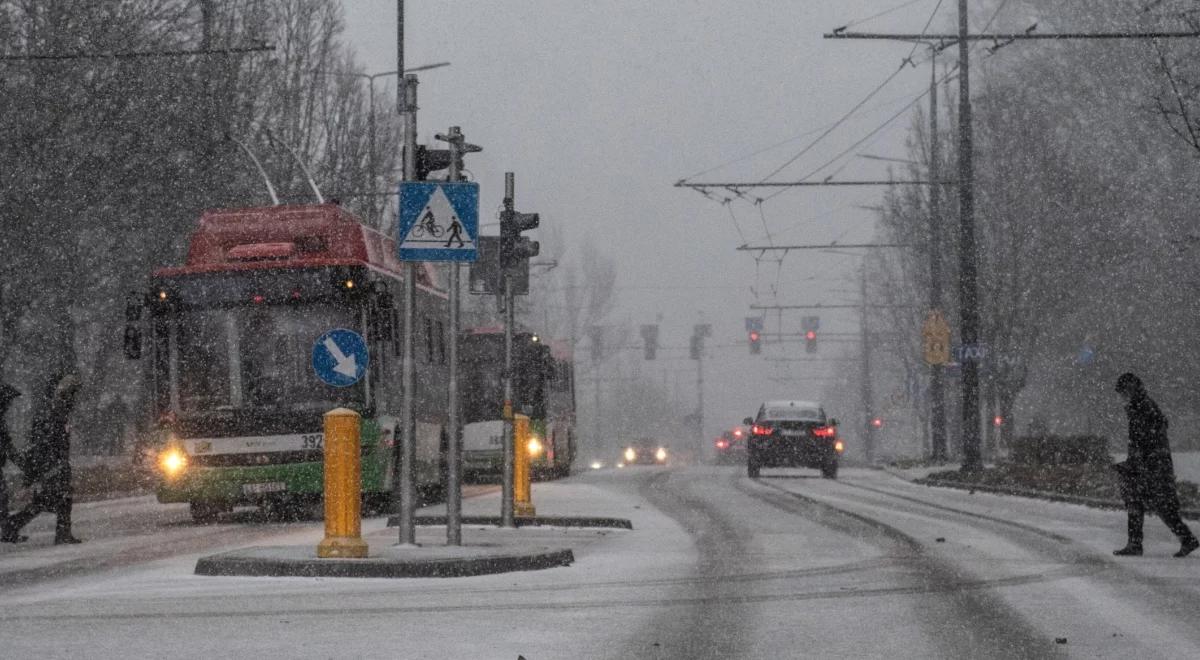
312, 328, 369, 387
397, 181, 479, 262
921, 310, 951, 365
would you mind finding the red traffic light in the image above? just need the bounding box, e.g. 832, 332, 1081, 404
805, 330, 816, 341
749, 331, 760, 341
871, 417, 883, 429
993, 415, 1004, 427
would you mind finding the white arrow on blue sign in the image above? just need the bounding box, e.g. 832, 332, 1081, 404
397, 181, 479, 262
312, 328, 369, 387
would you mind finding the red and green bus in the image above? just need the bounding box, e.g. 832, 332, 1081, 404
127, 203, 450, 521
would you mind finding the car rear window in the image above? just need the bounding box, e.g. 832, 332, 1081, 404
765, 408, 822, 421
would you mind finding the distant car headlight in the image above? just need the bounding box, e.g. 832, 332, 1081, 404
834, 440, 845, 454
527, 436, 544, 457
655, 448, 668, 462
590, 461, 603, 470
159, 447, 188, 477
624, 448, 637, 462
617, 462, 625, 468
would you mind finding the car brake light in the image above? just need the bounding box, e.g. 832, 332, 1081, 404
751, 424, 772, 436
813, 426, 836, 438
716, 439, 729, 449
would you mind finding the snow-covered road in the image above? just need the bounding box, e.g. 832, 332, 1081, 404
2, 467, 1199, 659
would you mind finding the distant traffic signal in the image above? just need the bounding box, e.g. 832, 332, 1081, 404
748, 330, 761, 354
414, 145, 460, 181
871, 417, 883, 429
805, 329, 817, 354
640, 324, 659, 360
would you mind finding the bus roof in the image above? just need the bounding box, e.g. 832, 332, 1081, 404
153, 203, 441, 290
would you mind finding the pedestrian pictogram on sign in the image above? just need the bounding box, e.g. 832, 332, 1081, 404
397, 181, 479, 262
922, 310, 951, 366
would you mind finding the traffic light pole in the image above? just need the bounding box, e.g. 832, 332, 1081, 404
441, 126, 470, 546
394, 1, 418, 545
860, 262, 876, 463
501, 172, 516, 528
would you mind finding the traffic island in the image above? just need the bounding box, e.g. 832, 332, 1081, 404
195, 543, 574, 579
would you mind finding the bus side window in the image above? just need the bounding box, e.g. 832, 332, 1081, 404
424, 317, 434, 364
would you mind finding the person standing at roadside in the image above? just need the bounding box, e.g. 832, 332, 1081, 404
0, 383, 23, 535
2, 373, 82, 544
1113, 372, 1199, 558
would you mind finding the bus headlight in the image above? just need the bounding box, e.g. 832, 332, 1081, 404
527, 437, 544, 457
624, 448, 637, 463
159, 447, 188, 477
655, 448, 668, 462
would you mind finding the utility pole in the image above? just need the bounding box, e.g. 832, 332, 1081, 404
954, 0, 982, 472
395, 0, 419, 546
860, 262, 876, 463
927, 49, 948, 463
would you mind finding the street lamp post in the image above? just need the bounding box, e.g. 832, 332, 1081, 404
312, 62, 450, 230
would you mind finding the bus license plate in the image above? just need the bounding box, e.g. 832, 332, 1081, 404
243, 482, 287, 495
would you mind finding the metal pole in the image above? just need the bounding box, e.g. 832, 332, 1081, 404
445, 127, 464, 545
696, 349, 704, 443
393, 0, 419, 544
860, 262, 876, 463
957, 0, 982, 470
501, 172, 516, 528
928, 51, 948, 463
367, 80, 378, 229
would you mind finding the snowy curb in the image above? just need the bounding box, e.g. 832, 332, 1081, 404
897, 470, 1200, 521
389, 514, 634, 530
194, 545, 575, 578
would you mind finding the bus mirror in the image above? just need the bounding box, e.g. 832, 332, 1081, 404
743, 417, 754, 426
124, 325, 143, 360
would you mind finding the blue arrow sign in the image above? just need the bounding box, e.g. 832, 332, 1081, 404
312, 328, 369, 387
397, 181, 479, 262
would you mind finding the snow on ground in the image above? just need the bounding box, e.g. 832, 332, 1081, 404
0, 472, 700, 660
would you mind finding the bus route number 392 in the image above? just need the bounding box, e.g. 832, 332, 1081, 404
302, 434, 324, 450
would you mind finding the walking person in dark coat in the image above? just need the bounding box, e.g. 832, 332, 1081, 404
1113, 372, 1199, 558
1, 373, 82, 544
0, 383, 23, 537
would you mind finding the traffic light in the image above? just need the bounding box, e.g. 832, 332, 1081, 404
414, 145, 460, 181
871, 417, 883, 429
748, 330, 761, 354
805, 329, 817, 354
640, 324, 659, 360
589, 326, 603, 362
500, 206, 540, 270
689, 334, 701, 360
993, 415, 1004, 427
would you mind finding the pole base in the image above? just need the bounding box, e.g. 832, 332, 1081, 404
514, 502, 536, 517
317, 536, 369, 559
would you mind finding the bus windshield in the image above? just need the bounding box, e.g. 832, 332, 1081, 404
162, 303, 365, 416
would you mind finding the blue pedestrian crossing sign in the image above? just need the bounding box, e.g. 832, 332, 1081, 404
312, 328, 369, 387
397, 181, 479, 262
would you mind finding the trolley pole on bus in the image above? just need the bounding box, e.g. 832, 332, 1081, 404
500, 172, 517, 528
437, 126, 479, 545
394, 0, 418, 546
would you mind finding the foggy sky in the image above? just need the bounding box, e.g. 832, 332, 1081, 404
340, 1, 1002, 440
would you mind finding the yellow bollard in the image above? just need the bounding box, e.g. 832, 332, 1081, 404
317, 408, 369, 558
513, 414, 536, 517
